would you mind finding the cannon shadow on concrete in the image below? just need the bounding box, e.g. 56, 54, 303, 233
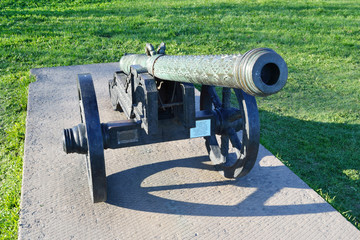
106, 152, 333, 217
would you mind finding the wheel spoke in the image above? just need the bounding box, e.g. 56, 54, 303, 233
209, 87, 222, 108
220, 134, 229, 158
227, 109, 242, 122
228, 128, 242, 150
222, 87, 231, 108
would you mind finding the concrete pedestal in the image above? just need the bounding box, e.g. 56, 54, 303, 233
19, 63, 360, 239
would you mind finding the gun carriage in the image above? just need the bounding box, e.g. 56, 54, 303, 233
63, 43, 288, 203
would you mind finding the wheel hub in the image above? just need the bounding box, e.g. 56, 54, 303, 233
213, 107, 243, 135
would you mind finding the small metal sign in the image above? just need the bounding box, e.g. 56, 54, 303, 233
190, 119, 211, 138
117, 129, 139, 144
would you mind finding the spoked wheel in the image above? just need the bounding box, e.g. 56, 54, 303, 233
77, 74, 107, 203
200, 85, 260, 178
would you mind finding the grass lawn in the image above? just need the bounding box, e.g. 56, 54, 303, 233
1, 0, 359, 238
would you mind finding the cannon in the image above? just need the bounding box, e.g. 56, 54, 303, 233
63, 43, 288, 203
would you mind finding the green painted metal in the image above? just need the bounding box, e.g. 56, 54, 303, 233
119, 45, 288, 97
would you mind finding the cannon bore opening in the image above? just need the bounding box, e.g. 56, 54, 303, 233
260, 63, 280, 86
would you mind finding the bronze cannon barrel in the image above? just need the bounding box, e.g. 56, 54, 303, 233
119, 48, 288, 97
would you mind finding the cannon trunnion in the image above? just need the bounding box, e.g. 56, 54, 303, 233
63, 43, 288, 203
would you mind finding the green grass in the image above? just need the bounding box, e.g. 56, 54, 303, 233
0, 0, 359, 238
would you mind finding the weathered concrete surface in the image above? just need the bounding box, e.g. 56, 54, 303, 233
19, 63, 360, 239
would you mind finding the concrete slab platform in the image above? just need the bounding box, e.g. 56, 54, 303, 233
19, 63, 360, 239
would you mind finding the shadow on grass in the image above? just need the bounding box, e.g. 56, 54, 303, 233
259, 110, 360, 225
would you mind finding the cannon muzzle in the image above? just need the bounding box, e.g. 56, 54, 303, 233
120, 46, 287, 97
